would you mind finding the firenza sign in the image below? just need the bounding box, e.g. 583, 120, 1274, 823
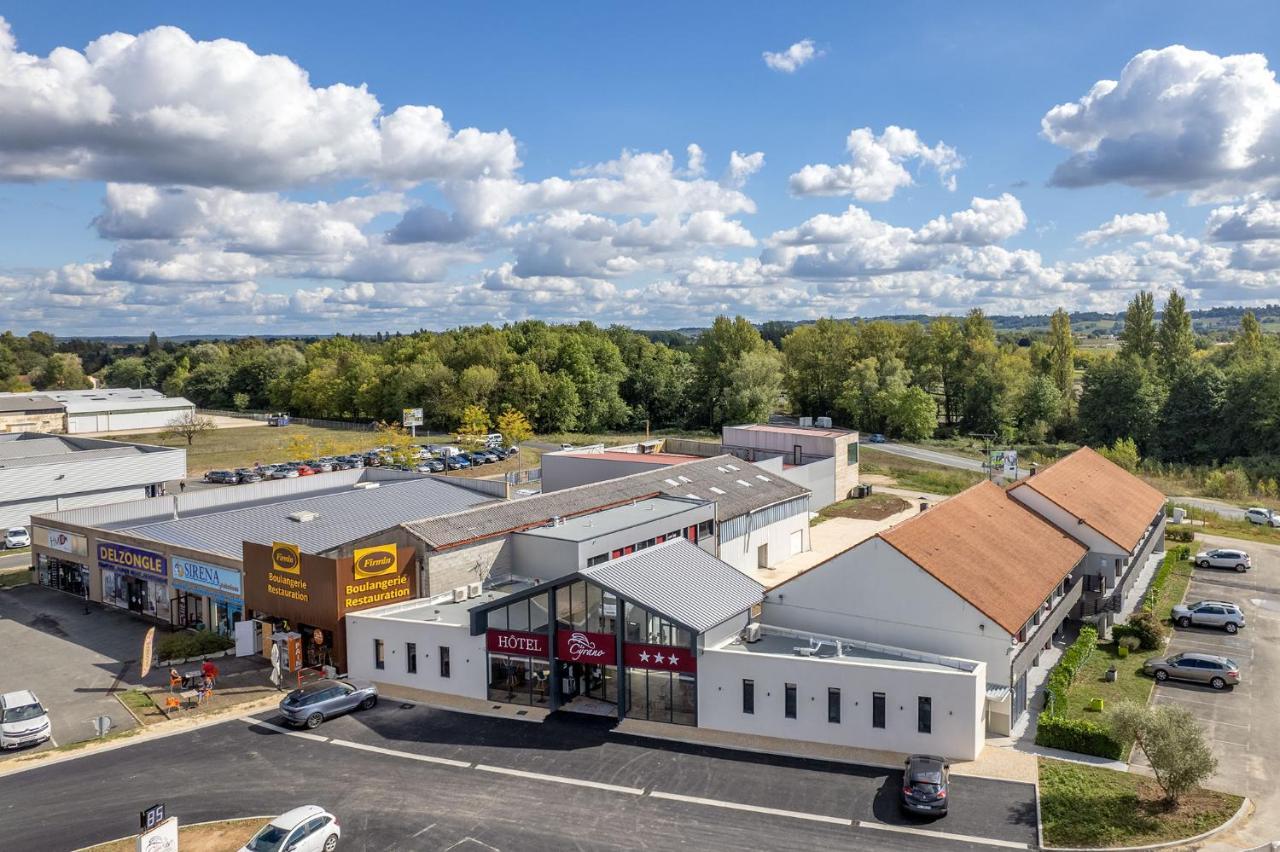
343, 543, 411, 611
353, 543, 397, 580
270, 541, 300, 574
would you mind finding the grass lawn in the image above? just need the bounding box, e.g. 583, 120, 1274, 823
82, 816, 265, 852
0, 568, 32, 588
1039, 758, 1242, 848
860, 446, 984, 495
1167, 506, 1280, 546
817, 493, 909, 523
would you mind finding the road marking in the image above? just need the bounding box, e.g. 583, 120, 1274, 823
1153, 690, 1248, 710
475, 763, 644, 795
411, 823, 437, 838
244, 719, 329, 742
649, 790, 853, 826
329, 738, 471, 768
856, 820, 1028, 849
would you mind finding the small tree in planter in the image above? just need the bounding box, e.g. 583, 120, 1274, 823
1110, 701, 1217, 807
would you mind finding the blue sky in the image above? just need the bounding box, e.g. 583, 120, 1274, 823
3, 2, 1280, 334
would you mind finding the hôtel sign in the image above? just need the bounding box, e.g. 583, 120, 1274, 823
486, 629, 548, 657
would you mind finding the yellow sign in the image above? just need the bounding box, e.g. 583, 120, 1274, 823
271, 541, 301, 574
353, 543, 398, 580
344, 573, 412, 610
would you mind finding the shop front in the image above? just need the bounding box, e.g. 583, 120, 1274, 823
171, 556, 244, 634
242, 540, 417, 673
97, 540, 169, 621
33, 526, 90, 598
478, 576, 700, 725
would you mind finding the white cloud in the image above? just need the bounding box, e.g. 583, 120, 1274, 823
914, 194, 1027, 245
0, 18, 517, 189
788, 126, 962, 201
685, 144, 706, 177
724, 151, 765, 188
1043, 45, 1280, 201
1206, 195, 1280, 241
762, 39, 822, 73
1076, 211, 1169, 246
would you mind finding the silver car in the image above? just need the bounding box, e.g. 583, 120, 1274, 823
279, 679, 378, 729
1172, 600, 1246, 633
1195, 548, 1251, 573
1245, 507, 1279, 527
1144, 652, 1241, 690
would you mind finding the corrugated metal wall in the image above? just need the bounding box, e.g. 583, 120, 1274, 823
718, 496, 809, 543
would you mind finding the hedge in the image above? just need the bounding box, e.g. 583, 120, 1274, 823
156, 630, 233, 662
1042, 624, 1097, 718
1144, 544, 1190, 613
1165, 527, 1195, 543
1035, 714, 1125, 760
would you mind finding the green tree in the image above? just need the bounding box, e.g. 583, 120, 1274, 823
103, 356, 153, 389
721, 349, 783, 425
1109, 701, 1216, 805
231, 392, 250, 412
1047, 308, 1075, 416
1016, 374, 1063, 441
782, 318, 858, 419
1098, 436, 1140, 472
1119, 291, 1157, 363
1234, 310, 1266, 361
30, 353, 91, 390
926, 318, 966, 425
495, 408, 533, 448
537, 372, 582, 433
1078, 356, 1166, 452
456, 404, 490, 448
886, 385, 937, 441
1154, 363, 1225, 463
1156, 290, 1195, 380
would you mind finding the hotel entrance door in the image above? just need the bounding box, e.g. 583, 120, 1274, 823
558, 662, 617, 716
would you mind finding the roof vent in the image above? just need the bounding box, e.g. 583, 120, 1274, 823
709, 486, 726, 495
736, 479, 752, 487
352, 482, 380, 490
288, 511, 319, 523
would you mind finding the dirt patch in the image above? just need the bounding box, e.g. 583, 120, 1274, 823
820, 494, 910, 521
83, 816, 266, 851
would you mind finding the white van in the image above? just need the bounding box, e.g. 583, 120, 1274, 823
0, 690, 51, 749
484, 433, 504, 449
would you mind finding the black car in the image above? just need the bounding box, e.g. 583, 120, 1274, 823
901, 754, 949, 816
362, 452, 382, 467
235, 468, 263, 484
204, 470, 238, 484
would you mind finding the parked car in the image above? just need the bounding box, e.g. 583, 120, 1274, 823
484, 432, 504, 449
204, 470, 239, 484
361, 452, 382, 467
417, 459, 444, 473
473, 450, 498, 464
901, 754, 949, 816
239, 805, 340, 852
1195, 548, 1251, 572
1245, 507, 1279, 527
503, 446, 520, 458
0, 690, 51, 749
1144, 652, 1240, 689
235, 468, 263, 484
295, 464, 315, 477
444, 455, 470, 470
304, 459, 334, 473
4, 527, 30, 549
266, 412, 290, 427
270, 465, 299, 480
559, 443, 574, 451
279, 679, 378, 729
869, 433, 887, 444
343, 455, 365, 469
1172, 600, 1246, 633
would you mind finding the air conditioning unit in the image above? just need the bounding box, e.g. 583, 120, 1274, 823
815, 416, 833, 428
467, 582, 483, 599
452, 586, 468, 603
741, 622, 762, 643
796, 647, 816, 657
799, 416, 813, 427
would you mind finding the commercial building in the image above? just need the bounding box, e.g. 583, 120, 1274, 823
0, 388, 196, 435
0, 432, 185, 533
1008, 447, 1166, 628
761, 480, 1086, 734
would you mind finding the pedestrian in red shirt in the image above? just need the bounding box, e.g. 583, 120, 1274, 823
201, 659, 218, 690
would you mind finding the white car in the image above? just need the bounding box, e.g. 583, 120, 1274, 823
1245, 507, 1279, 527
4, 527, 29, 548
1195, 548, 1251, 573
240, 806, 340, 852
0, 690, 51, 749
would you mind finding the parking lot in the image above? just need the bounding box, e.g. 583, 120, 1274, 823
1140, 534, 1279, 801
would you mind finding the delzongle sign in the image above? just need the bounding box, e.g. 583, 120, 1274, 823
97, 541, 167, 580
353, 543, 397, 579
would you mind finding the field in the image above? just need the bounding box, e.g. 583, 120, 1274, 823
1038, 759, 1242, 848
83, 817, 264, 852
858, 446, 984, 495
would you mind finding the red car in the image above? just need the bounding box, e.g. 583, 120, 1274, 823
295, 464, 315, 476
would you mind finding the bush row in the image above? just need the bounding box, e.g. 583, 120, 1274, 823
156, 630, 233, 662
1035, 714, 1125, 760
1164, 526, 1195, 543
1144, 544, 1190, 613
1041, 625, 1097, 720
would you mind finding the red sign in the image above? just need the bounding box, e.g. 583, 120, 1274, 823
555, 630, 617, 666
624, 642, 696, 674
487, 629, 549, 657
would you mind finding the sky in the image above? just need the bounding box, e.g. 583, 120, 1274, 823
3, 2, 1280, 336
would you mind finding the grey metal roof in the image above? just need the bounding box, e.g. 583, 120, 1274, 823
581, 537, 763, 633
405, 455, 807, 548
122, 477, 495, 560
518, 496, 701, 542
0, 395, 62, 413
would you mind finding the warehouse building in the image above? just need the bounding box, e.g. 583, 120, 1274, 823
0, 388, 196, 435
0, 432, 185, 535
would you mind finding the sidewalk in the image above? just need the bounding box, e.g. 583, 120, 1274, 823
1119, 550, 1165, 617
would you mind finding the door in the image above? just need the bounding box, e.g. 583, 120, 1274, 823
234, 619, 259, 657
790, 529, 803, 556
757, 543, 768, 569
126, 578, 145, 613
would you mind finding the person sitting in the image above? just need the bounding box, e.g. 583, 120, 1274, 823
168, 668, 182, 693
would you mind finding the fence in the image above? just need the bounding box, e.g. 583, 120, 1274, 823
197, 409, 379, 432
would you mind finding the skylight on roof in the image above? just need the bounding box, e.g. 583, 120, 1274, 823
678, 475, 691, 483
709, 486, 726, 495
685, 493, 699, 499
756, 474, 771, 482
736, 479, 752, 487
664, 478, 679, 486
716, 466, 728, 473
725, 463, 739, 471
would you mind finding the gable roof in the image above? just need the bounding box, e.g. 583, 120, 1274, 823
879, 480, 1086, 635
581, 537, 764, 633
1009, 446, 1166, 552
404, 455, 807, 549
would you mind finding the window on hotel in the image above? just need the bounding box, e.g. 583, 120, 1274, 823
439, 646, 451, 678
742, 679, 754, 714
406, 642, 417, 674
784, 683, 797, 719
587, 553, 608, 567
918, 697, 932, 734
828, 688, 841, 723
872, 692, 886, 728
374, 639, 384, 670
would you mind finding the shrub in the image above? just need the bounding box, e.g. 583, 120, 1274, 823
1041, 625, 1098, 718
1203, 468, 1249, 499
1036, 713, 1125, 760
156, 630, 232, 662
1125, 611, 1167, 650
1118, 635, 1141, 652
1164, 526, 1195, 543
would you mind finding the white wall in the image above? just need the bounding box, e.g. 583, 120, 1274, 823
540, 455, 672, 493
776, 457, 837, 509
698, 646, 986, 760
718, 512, 809, 573
345, 612, 487, 700
764, 537, 1016, 684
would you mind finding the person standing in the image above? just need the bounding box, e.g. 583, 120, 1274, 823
201, 658, 218, 690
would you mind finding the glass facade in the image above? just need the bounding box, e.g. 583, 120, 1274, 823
101, 570, 168, 619
625, 669, 695, 725
37, 554, 88, 598
213, 599, 244, 637
489, 653, 552, 707
623, 601, 690, 647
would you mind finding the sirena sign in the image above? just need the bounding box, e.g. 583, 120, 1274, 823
487, 629, 548, 657
556, 630, 616, 666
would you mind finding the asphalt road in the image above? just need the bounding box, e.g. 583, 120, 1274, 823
0, 704, 1039, 851
1168, 496, 1249, 522
866, 443, 1029, 480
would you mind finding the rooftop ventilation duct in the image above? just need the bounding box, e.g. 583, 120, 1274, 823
288, 511, 319, 523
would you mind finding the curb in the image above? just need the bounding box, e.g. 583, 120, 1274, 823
74, 814, 275, 851
1044, 795, 1251, 851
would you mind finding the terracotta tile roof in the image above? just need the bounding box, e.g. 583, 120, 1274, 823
1009, 446, 1166, 552
879, 480, 1085, 635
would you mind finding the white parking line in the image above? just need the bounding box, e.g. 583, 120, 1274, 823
329, 738, 471, 768
1153, 690, 1247, 709
476, 764, 644, 796
243, 718, 329, 743
650, 790, 853, 826
856, 820, 1028, 849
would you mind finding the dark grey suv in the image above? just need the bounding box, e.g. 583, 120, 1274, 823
279, 679, 378, 729
901, 754, 949, 816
